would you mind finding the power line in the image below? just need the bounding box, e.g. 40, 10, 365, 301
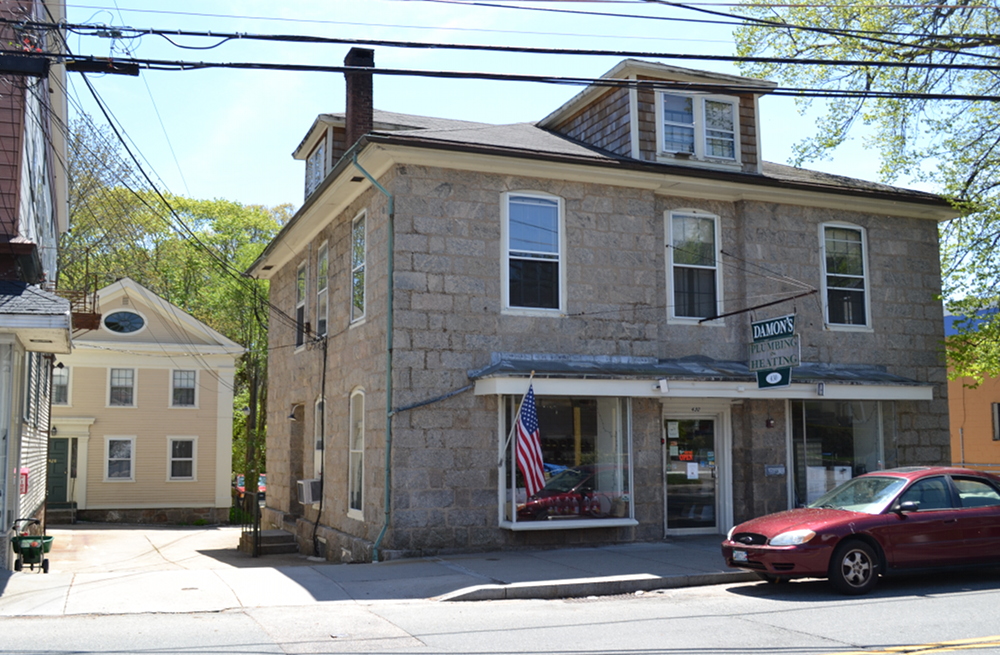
420, 0, 998, 42
23, 19, 999, 70
44, 54, 1000, 101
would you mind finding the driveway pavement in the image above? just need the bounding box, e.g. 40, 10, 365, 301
0, 523, 754, 616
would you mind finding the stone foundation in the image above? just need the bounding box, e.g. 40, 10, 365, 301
76, 507, 229, 525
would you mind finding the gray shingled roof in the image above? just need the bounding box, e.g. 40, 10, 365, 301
0, 281, 70, 316
360, 115, 943, 203
374, 121, 616, 160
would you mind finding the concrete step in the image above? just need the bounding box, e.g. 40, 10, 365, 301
47, 508, 77, 525
239, 529, 298, 555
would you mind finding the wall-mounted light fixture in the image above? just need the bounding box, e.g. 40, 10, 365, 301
765, 417, 776, 429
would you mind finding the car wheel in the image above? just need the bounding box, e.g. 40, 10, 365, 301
828, 540, 879, 595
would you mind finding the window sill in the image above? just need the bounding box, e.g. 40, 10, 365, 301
502, 307, 565, 318
667, 316, 725, 327
824, 323, 874, 333
500, 518, 637, 531
656, 154, 741, 171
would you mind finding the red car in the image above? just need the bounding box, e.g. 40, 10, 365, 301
517, 465, 624, 520
234, 473, 266, 502
721, 466, 1000, 595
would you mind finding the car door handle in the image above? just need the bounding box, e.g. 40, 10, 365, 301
943, 518, 958, 523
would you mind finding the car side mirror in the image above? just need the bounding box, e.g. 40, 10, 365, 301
894, 500, 919, 515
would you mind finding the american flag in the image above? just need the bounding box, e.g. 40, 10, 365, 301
515, 385, 545, 496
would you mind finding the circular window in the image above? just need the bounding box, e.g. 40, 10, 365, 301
104, 311, 145, 334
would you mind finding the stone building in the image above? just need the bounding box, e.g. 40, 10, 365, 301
247, 50, 957, 562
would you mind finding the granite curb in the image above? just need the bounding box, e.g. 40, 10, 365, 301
437, 570, 759, 601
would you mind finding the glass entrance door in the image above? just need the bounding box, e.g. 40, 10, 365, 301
665, 418, 718, 531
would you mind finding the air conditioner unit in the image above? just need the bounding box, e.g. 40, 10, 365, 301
297, 478, 322, 505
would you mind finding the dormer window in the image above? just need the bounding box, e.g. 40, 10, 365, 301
657, 93, 738, 163
305, 140, 326, 198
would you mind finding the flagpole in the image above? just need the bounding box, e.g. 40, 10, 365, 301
498, 370, 535, 468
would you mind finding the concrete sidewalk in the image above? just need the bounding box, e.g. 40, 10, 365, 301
0, 524, 755, 616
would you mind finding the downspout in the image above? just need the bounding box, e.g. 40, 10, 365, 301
352, 152, 394, 562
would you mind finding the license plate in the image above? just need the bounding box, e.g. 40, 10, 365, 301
732, 549, 748, 563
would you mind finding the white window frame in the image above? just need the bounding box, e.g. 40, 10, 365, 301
52, 365, 70, 406
819, 222, 872, 330
101, 308, 148, 336
501, 191, 566, 315
316, 241, 329, 337
314, 397, 325, 478
498, 393, 637, 531
170, 369, 198, 408
992, 403, 1000, 442
351, 211, 367, 324
107, 368, 137, 408
348, 388, 365, 520
167, 436, 197, 481
665, 209, 723, 324
105, 436, 136, 482
295, 261, 308, 348
655, 93, 740, 165
305, 139, 326, 198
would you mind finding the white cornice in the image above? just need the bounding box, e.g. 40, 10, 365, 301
474, 377, 934, 401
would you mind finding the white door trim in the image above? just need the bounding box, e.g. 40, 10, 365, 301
661, 398, 733, 536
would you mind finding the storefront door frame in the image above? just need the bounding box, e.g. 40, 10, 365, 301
661, 398, 733, 537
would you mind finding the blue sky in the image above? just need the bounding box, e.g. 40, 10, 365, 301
64, 0, 888, 209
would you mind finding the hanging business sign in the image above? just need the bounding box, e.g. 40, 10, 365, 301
750, 314, 799, 389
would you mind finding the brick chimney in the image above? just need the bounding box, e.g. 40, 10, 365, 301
344, 47, 374, 150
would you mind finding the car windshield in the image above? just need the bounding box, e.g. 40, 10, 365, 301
807, 475, 907, 514
542, 468, 591, 493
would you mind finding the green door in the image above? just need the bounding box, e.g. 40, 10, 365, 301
47, 438, 69, 504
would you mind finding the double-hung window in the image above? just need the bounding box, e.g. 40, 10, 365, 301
168, 438, 196, 480
993, 403, 1000, 441
317, 242, 329, 336
109, 368, 135, 407
52, 365, 69, 405
295, 262, 307, 347
821, 224, 869, 327
504, 193, 564, 312
348, 389, 364, 518
172, 370, 196, 407
351, 213, 366, 323
659, 93, 738, 162
314, 398, 325, 477
106, 437, 135, 481
668, 211, 721, 320
305, 140, 325, 198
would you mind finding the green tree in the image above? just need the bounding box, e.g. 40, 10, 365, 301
60, 116, 288, 487
731, 1, 996, 380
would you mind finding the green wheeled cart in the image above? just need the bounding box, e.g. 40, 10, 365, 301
10, 518, 52, 573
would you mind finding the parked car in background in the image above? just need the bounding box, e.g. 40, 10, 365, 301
517, 465, 626, 521
234, 474, 266, 503
721, 467, 1000, 595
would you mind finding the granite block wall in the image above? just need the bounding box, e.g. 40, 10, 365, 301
265, 161, 949, 559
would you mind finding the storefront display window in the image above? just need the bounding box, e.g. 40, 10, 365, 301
502, 395, 632, 526
791, 400, 882, 506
